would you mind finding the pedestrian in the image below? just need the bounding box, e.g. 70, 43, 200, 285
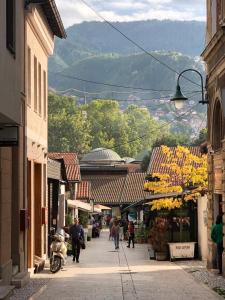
211, 215, 223, 274
108, 217, 114, 240
69, 217, 84, 263
111, 220, 120, 249
127, 221, 135, 248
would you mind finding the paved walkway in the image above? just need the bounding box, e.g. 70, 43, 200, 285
13, 230, 223, 300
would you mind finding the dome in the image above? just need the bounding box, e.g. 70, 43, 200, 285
122, 157, 135, 164
81, 148, 122, 163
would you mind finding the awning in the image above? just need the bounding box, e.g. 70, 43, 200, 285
94, 204, 112, 210
67, 199, 92, 212
93, 206, 102, 214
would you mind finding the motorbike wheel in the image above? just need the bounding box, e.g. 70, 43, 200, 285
50, 256, 61, 273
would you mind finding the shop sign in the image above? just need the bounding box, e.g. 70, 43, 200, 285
168, 242, 196, 259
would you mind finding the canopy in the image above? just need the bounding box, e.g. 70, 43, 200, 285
95, 204, 112, 210
67, 199, 92, 212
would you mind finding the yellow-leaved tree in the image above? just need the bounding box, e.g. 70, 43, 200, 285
144, 145, 208, 211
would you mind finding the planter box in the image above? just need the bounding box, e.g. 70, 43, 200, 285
168, 242, 196, 260
155, 251, 167, 261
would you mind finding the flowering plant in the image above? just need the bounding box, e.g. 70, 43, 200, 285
144, 146, 207, 211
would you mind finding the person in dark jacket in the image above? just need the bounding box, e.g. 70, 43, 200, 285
211, 215, 223, 274
69, 218, 84, 263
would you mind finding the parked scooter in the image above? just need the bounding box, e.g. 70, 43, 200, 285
49, 227, 69, 273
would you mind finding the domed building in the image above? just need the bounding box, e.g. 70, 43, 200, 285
81, 148, 124, 166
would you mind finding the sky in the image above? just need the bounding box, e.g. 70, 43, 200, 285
55, 0, 206, 28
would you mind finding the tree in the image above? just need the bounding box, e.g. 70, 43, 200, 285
48, 93, 92, 154
144, 145, 207, 210
124, 105, 167, 157
192, 128, 207, 146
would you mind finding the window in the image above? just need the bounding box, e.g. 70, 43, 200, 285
27, 47, 31, 106
43, 71, 47, 119
34, 56, 37, 112
211, 0, 217, 35
38, 63, 42, 115
6, 0, 16, 55
212, 100, 223, 150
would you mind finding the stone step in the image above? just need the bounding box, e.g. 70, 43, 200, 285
11, 271, 30, 288
0, 286, 14, 300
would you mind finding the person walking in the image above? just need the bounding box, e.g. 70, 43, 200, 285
211, 215, 223, 274
111, 220, 120, 249
108, 217, 114, 240
69, 218, 84, 263
127, 221, 135, 248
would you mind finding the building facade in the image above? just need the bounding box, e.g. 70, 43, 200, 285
25, 1, 66, 270
0, 0, 27, 288
202, 1, 225, 272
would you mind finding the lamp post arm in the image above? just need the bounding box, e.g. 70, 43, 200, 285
177, 69, 205, 104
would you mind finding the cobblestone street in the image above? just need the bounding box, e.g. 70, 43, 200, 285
10, 231, 223, 300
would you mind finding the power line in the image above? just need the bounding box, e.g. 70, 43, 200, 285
78, 0, 202, 87
50, 71, 202, 94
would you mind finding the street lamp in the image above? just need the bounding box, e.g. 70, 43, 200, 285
170, 68, 208, 109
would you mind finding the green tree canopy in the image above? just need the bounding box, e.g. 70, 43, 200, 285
48, 93, 92, 154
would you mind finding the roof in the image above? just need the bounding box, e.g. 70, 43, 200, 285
28, 0, 66, 38
120, 173, 150, 203
148, 146, 201, 174
76, 181, 91, 201
47, 158, 61, 180
81, 148, 123, 164
82, 173, 151, 205
48, 152, 81, 182
82, 175, 125, 204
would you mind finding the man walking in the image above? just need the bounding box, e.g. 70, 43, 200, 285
69, 218, 84, 263
211, 215, 223, 275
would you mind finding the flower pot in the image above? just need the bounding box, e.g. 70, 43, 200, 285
155, 251, 168, 261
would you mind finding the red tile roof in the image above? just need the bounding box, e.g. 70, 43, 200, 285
147, 146, 201, 186
48, 152, 81, 182
82, 173, 150, 205
77, 181, 91, 200
120, 173, 150, 203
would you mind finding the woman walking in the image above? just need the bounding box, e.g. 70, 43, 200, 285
111, 220, 120, 249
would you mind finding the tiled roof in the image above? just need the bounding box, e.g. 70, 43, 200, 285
148, 146, 201, 174
82, 175, 126, 204
147, 146, 201, 186
82, 173, 150, 205
77, 181, 91, 201
120, 173, 151, 203
48, 152, 81, 182
47, 158, 61, 180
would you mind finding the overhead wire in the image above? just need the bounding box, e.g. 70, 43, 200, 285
78, 0, 202, 87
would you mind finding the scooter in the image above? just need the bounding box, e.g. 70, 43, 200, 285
49, 228, 69, 273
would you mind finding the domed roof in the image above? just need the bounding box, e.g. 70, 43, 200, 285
81, 148, 122, 163
122, 157, 135, 164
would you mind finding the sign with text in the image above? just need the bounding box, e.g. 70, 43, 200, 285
168, 242, 196, 259
0, 125, 18, 146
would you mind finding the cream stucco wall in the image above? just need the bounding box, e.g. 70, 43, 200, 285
198, 196, 208, 260
25, 6, 55, 263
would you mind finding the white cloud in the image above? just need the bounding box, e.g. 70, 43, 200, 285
55, 0, 206, 28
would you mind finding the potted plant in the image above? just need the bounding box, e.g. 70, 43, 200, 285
149, 217, 168, 260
